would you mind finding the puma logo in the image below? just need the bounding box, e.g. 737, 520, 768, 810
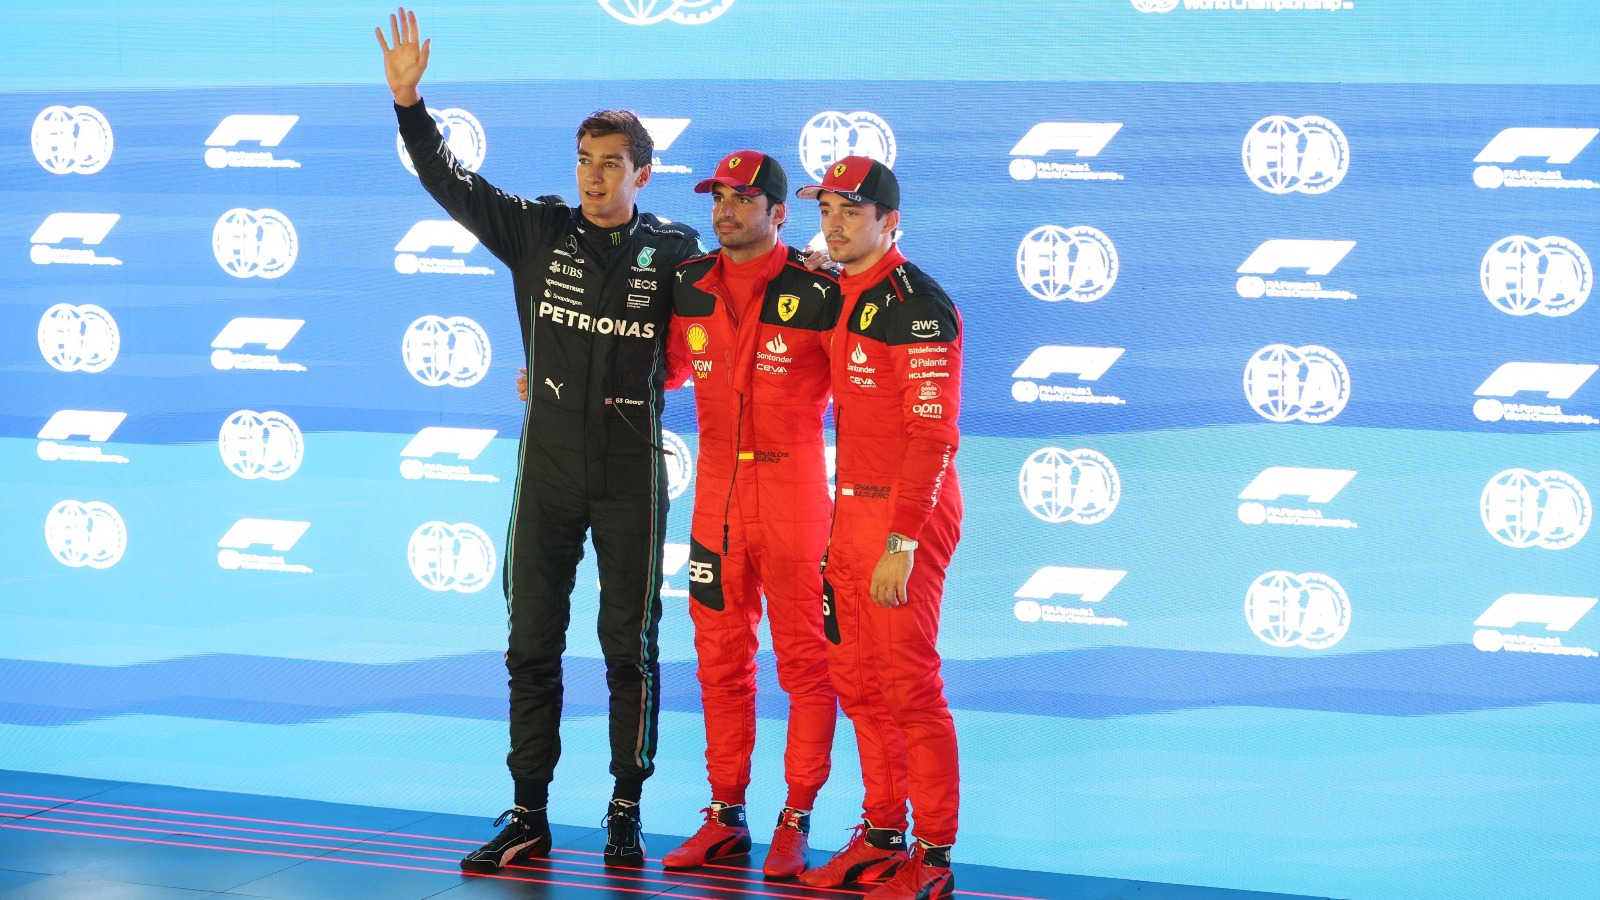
813, 282, 828, 295
545, 378, 563, 399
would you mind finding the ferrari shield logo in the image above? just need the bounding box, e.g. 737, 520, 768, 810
858, 302, 878, 330
778, 294, 800, 321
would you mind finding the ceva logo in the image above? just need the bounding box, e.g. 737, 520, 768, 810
30, 213, 121, 266
218, 519, 312, 573
1008, 123, 1124, 182
1473, 127, 1599, 190
399, 427, 499, 482
204, 115, 300, 168
37, 410, 129, 464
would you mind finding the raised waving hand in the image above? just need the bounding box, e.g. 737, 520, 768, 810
376, 7, 430, 106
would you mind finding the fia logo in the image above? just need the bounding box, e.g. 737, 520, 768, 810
211, 318, 306, 372
1016, 225, 1118, 303
1243, 344, 1350, 423
213, 208, 298, 279
38, 303, 119, 373
663, 430, 693, 500
1008, 123, 1124, 182
218, 410, 305, 481
408, 522, 497, 592
218, 519, 312, 574
402, 315, 492, 387
1474, 594, 1597, 657
37, 410, 129, 464
398, 107, 486, 176
204, 115, 300, 168
394, 221, 491, 276
1480, 236, 1590, 317
44, 500, 127, 569
1013, 567, 1129, 627
1019, 447, 1121, 525
1011, 346, 1125, 405
1481, 468, 1590, 550
32, 105, 113, 174
597, 0, 736, 25
798, 111, 896, 182
400, 427, 499, 482
30, 213, 122, 266
1245, 571, 1351, 650
1242, 115, 1349, 195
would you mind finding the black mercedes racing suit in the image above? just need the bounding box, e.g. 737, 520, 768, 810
396, 100, 700, 804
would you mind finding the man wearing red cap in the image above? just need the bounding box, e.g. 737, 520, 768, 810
658, 151, 843, 878
795, 156, 963, 900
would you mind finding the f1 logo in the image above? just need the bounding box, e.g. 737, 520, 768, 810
395, 220, 480, 254
1014, 567, 1127, 603
1012, 346, 1124, 381
205, 115, 299, 148
1239, 467, 1357, 504
1475, 128, 1598, 165
1475, 362, 1598, 399
1237, 240, 1356, 276
1476, 594, 1597, 632
1010, 123, 1123, 158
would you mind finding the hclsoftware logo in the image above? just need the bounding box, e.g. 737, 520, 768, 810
1017, 225, 1118, 303
218, 519, 312, 573
1481, 469, 1591, 550
1474, 362, 1598, 425
399, 427, 499, 482
45, 500, 127, 569
640, 118, 693, 174
1236, 240, 1357, 300
1238, 467, 1357, 528
38, 304, 119, 372
1243, 116, 1349, 195
799, 111, 896, 182
1245, 571, 1351, 650
204, 115, 300, 168
30, 213, 121, 265
1473, 127, 1599, 190
211, 318, 306, 372
398, 107, 486, 176
394, 221, 492, 275
1244, 344, 1350, 423
663, 430, 693, 500
408, 522, 496, 593
1480, 236, 1591, 317
402, 316, 491, 387
598, 0, 735, 25
32, 105, 113, 174
1008, 123, 1124, 182
1011, 346, 1126, 405
213, 208, 298, 279
1013, 567, 1130, 626
37, 411, 129, 464
1474, 594, 1598, 657
1019, 447, 1121, 524
218, 410, 305, 481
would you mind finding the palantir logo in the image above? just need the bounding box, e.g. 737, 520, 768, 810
1474, 594, 1598, 657
1474, 362, 1598, 425
212, 318, 306, 372
1481, 468, 1590, 550
1244, 344, 1350, 423
38, 303, 119, 372
30, 213, 122, 266
1011, 346, 1126, 405
1017, 225, 1118, 303
213, 208, 298, 279
403, 316, 492, 387
798, 111, 896, 182
663, 430, 693, 499
1480, 236, 1590, 317
218, 410, 305, 481
32, 106, 113, 174
38, 410, 129, 464
1019, 447, 1121, 525
1008, 123, 1124, 182
1238, 467, 1357, 528
640, 118, 693, 174
1243, 115, 1349, 195
1245, 571, 1351, 650
1473, 127, 1599, 190
1013, 567, 1129, 627
408, 521, 497, 593
598, 0, 736, 25
1236, 240, 1357, 300
45, 500, 127, 569
204, 115, 300, 168
394, 221, 492, 275
398, 107, 486, 176
400, 427, 499, 482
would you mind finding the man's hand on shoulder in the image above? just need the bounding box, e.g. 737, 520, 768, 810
376, 6, 430, 107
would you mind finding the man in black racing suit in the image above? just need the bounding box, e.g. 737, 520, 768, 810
380, 7, 701, 872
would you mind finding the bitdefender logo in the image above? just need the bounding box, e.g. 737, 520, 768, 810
39, 304, 119, 373
30, 213, 122, 266
33, 105, 113, 174
1013, 567, 1129, 627
1019, 447, 1120, 524
798, 111, 896, 182
408, 521, 496, 593
213, 208, 297, 279
1017, 225, 1118, 303
211, 318, 306, 372
1008, 123, 1124, 182
1245, 571, 1351, 650
598, 0, 736, 25
394, 221, 493, 275
1473, 127, 1599, 190
45, 500, 127, 569
1474, 594, 1597, 658
640, 118, 693, 174
1474, 362, 1598, 426
1012, 346, 1126, 405
1244, 344, 1350, 423
1480, 235, 1590, 317
1481, 468, 1590, 550
204, 115, 300, 168
398, 107, 486, 176
1243, 116, 1349, 195
1236, 240, 1357, 300
37, 410, 129, 464
1237, 467, 1357, 528
399, 427, 499, 482
218, 519, 312, 574
403, 316, 492, 387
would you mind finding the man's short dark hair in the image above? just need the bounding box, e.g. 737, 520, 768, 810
576, 110, 653, 170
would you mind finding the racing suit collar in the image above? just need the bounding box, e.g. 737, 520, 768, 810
575, 207, 640, 257
839, 244, 907, 299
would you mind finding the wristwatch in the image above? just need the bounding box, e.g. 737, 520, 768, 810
885, 533, 918, 554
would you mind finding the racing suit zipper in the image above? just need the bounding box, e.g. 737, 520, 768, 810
723, 394, 743, 556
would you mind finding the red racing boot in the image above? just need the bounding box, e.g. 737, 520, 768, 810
761, 807, 812, 878
796, 821, 907, 887
865, 840, 954, 900
662, 802, 752, 869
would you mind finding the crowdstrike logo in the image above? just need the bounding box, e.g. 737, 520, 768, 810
1481, 469, 1590, 550
1008, 123, 1124, 182
218, 519, 312, 573
398, 107, 486, 176
663, 430, 693, 500
798, 111, 896, 182
408, 521, 496, 593
218, 410, 305, 481
1473, 127, 1599, 190
1238, 467, 1357, 528
32, 106, 113, 174
1133, 0, 1353, 12
403, 316, 491, 387
1243, 116, 1349, 195
213, 208, 297, 279
640, 118, 693, 174
1017, 225, 1118, 303
38, 304, 119, 372
45, 500, 127, 569
30, 213, 122, 266
598, 0, 736, 25
1236, 240, 1357, 300
1245, 571, 1351, 650
1011, 346, 1126, 405
400, 427, 499, 482
211, 318, 306, 372
394, 221, 493, 276
203, 115, 300, 168
1480, 236, 1590, 317
1474, 363, 1598, 426
1244, 344, 1351, 423
37, 411, 129, 464
1474, 594, 1598, 657
1013, 567, 1129, 627
1019, 447, 1121, 525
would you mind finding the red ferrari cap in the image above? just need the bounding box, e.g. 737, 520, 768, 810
694, 150, 788, 202
796, 155, 900, 210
